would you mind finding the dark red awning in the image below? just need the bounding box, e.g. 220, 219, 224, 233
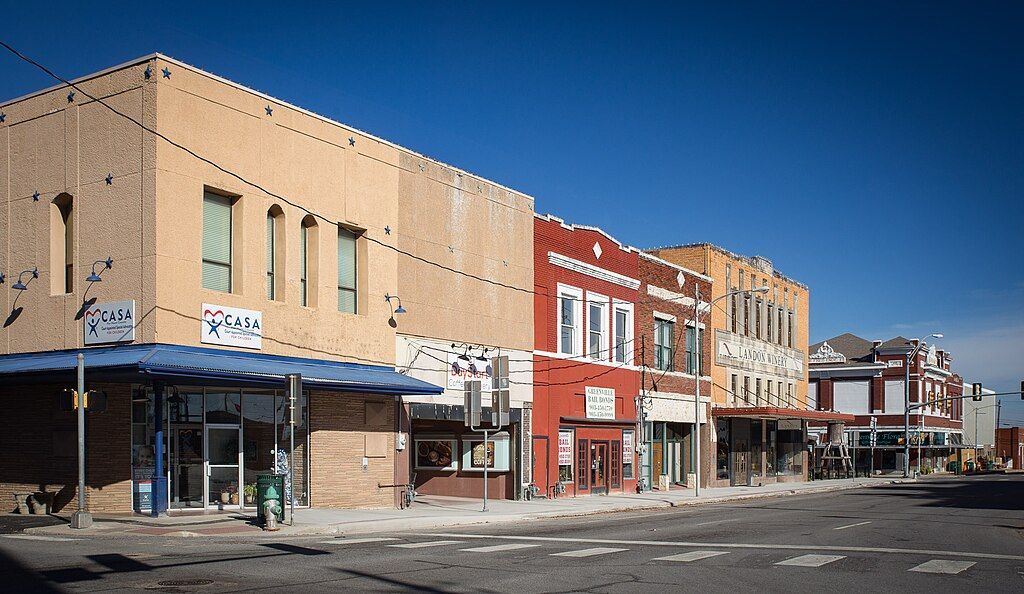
712, 407, 855, 423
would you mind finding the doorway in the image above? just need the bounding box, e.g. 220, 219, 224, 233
591, 441, 609, 494
205, 424, 241, 508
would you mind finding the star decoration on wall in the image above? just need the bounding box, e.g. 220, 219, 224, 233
32, 191, 40, 202
348, 137, 355, 146
144, 66, 152, 80
419, 163, 425, 172
265, 105, 273, 116
105, 173, 114, 185
448, 245, 454, 253
162, 67, 171, 79
0, 113, 6, 123
67, 90, 75, 102
384, 226, 391, 235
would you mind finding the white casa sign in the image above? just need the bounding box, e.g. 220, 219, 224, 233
84, 300, 136, 345
585, 386, 616, 420
200, 303, 262, 349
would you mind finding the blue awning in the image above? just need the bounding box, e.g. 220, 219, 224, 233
0, 343, 442, 395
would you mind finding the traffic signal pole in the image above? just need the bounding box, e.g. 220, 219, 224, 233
70, 353, 92, 529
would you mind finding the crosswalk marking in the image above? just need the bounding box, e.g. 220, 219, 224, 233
654, 550, 730, 562
1, 535, 80, 542
390, 540, 464, 549
551, 547, 628, 558
775, 554, 846, 567
834, 521, 872, 530
909, 560, 976, 575
461, 543, 541, 553
318, 537, 398, 545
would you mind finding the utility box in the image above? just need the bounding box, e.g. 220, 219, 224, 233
256, 474, 285, 523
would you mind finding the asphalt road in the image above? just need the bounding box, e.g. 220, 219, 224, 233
1, 475, 1022, 593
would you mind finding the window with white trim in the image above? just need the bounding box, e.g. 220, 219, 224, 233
557, 285, 582, 356
654, 315, 675, 371
587, 293, 609, 360
613, 301, 633, 364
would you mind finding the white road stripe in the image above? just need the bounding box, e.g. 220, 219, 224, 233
390, 540, 464, 549
834, 521, 872, 530
461, 543, 541, 553
776, 554, 846, 567
551, 547, 628, 558
909, 560, 976, 575
1, 535, 80, 542
655, 550, 729, 562
423, 533, 1024, 561
318, 537, 398, 545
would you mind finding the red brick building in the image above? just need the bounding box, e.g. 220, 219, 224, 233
809, 334, 964, 474
635, 252, 713, 489
532, 215, 640, 497
996, 427, 1024, 470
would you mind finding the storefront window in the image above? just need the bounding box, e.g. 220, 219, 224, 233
750, 420, 763, 476
461, 432, 510, 472
766, 421, 777, 475
716, 419, 730, 480
415, 438, 457, 470
777, 420, 804, 475
622, 429, 635, 479
558, 430, 574, 482
205, 390, 241, 424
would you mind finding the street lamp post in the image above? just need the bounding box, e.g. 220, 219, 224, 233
903, 333, 943, 478
693, 285, 767, 497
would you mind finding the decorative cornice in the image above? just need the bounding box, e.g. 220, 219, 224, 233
547, 252, 641, 290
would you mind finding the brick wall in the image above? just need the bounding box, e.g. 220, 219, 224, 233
0, 382, 131, 514
309, 391, 396, 508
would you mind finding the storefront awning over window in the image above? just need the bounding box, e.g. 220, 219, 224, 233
712, 406, 855, 423
0, 343, 443, 395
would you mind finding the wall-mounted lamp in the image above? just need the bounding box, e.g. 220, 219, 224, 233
384, 293, 406, 328
11, 268, 38, 291
86, 257, 114, 283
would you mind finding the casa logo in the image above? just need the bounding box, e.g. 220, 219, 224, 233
200, 303, 262, 349
83, 300, 136, 345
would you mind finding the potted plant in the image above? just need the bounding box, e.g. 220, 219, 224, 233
243, 483, 257, 506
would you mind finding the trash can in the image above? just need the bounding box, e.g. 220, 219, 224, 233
964, 460, 975, 473
256, 474, 286, 523
947, 461, 960, 475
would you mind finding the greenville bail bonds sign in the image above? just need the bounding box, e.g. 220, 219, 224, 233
716, 331, 803, 376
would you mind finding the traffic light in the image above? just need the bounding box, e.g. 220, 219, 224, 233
972, 382, 982, 402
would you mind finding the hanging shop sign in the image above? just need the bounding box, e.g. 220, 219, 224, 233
585, 386, 616, 420
84, 299, 136, 345
201, 303, 262, 349
558, 430, 573, 465
446, 351, 493, 390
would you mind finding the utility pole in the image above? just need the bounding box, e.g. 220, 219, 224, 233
693, 285, 702, 497
71, 354, 92, 529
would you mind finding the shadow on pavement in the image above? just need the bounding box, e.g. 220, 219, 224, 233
0, 546, 62, 592
870, 476, 1023, 511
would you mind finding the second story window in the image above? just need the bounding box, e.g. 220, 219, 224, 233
266, 211, 276, 299
300, 215, 319, 307
685, 324, 703, 375
557, 286, 582, 356
587, 296, 608, 360
337, 226, 357, 313
613, 303, 632, 364
787, 310, 794, 348
202, 192, 233, 292
654, 317, 674, 371
51, 193, 74, 294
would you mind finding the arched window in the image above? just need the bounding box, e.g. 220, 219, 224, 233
300, 215, 318, 307
266, 205, 285, 300
51, 193, 74, 294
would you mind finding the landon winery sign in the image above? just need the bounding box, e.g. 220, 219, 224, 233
716, 330, 804, 376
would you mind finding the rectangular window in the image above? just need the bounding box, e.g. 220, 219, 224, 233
577, 439, 589, 490
300, 225, 309, 306
716, 419, 730, 480
202, 192, 232, 292
654, 318, 674, 371
744, 294, 751, 336
766, 304, 773, 342
743, 376, 750, 405
756, 378, 763, 406
767, 380, 774, 406
610, 440, 622, 488
786, 383, 792, 408
414, 438, 457, 470
622, 430, 635, 480
613, 305, 631, 363
731, 293, 738, 333
558, 286, 582, 355
337, 227, 357, 313
558, 430, 574, 482
731, 374, 739, 404
684, 325, 703, 375
266, 213, 275, 299
461, 433, 511, 472
788, 311, 794, 348
755, 298, 762, 339
778, 309, 784, 345
587, 297, 608, 360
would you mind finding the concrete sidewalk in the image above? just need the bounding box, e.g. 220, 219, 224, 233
24, 477, 903, 539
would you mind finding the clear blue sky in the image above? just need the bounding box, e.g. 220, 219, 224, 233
2, 2, 1021, 421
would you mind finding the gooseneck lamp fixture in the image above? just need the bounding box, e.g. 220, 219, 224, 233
11, 268, 38, 291
384, 293, 406, 328
86, 257, 114, 283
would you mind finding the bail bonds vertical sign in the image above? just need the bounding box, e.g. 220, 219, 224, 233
84, 300, 136, 345
201, 304, 262, 349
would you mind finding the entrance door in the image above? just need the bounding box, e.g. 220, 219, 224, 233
205, 425, 241, 508
591, 442, 609, 494
732, 441, 749, 486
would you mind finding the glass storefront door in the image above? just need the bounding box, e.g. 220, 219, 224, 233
205, 425, 241, 508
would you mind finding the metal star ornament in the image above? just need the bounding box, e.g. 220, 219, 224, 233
162, 67, 171, 79
265, 105, 273, 116
348, 137, 355, 146
384, 226, 391, 236
0, 113, 6, 123
105, 173, 113, 185
32, 191, 40, 202
67, 90, 75, 102
144, 66, 152, 79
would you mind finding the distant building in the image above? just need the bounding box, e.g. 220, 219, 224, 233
995, 427, 1023, 469
961, 381, 997, 460
808, 333, 964, 474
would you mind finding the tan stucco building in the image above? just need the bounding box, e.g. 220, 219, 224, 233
0, 53, 532, 514
648, 244, 830, 486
